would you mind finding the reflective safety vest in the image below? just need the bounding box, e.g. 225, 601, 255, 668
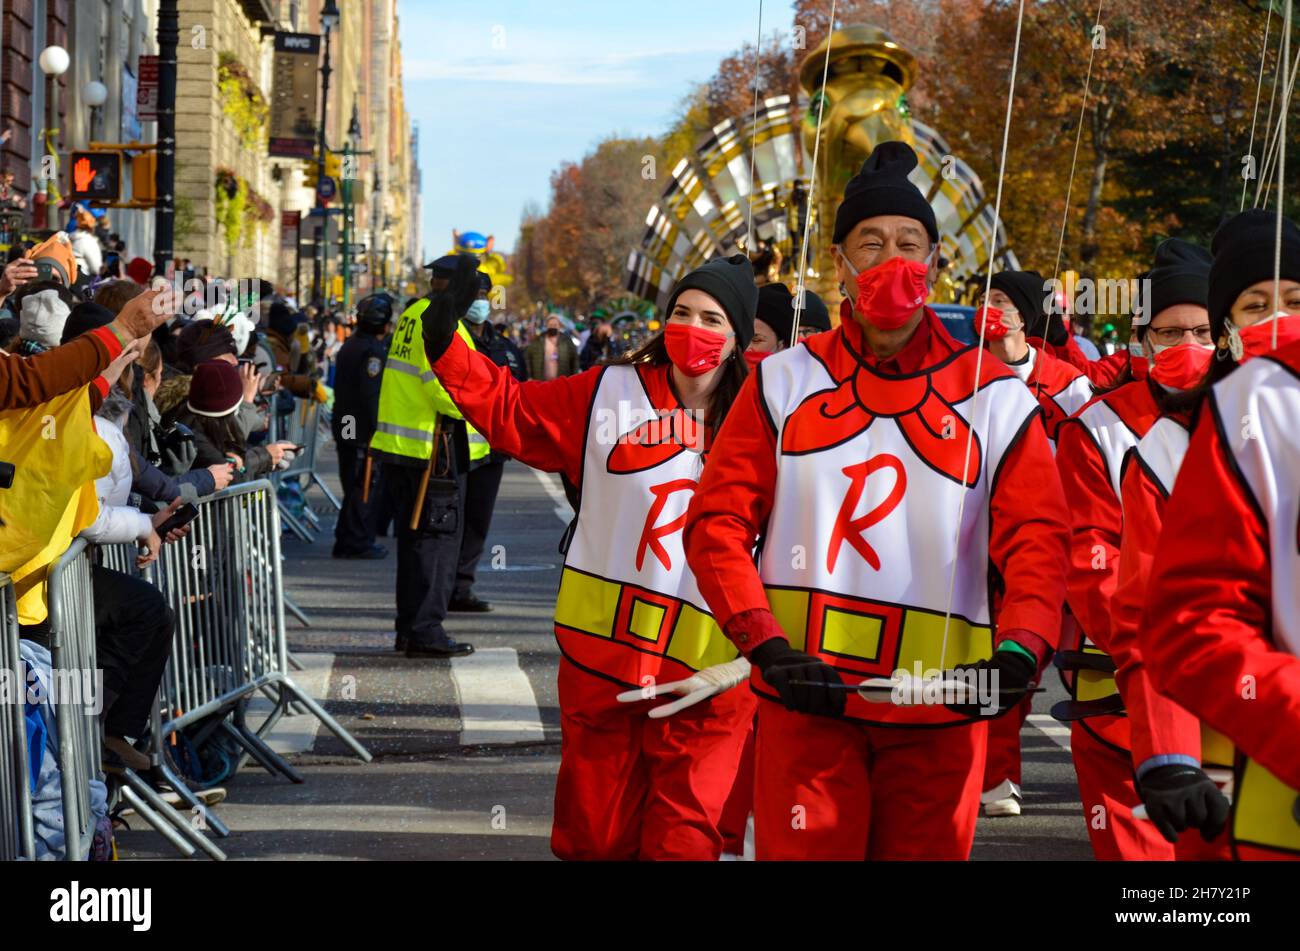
552, 363, 738, 688
753, 343, 1040, 726
370, 299, 490, 463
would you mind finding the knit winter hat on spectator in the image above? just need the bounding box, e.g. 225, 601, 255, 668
126, 256, 153, 285
755, 282, 797, 346
832, 141, 939, 245
797, 287, 831, 333
663, 253, 759, 349
19, 287, 73, 349
1132, 238, 1212, 339
267, 301, 298, 338
24, 232, 78, 285
186, 360, 243, 417
60, 301, 115, 344
176, 319, 237, 371
1207, 209, 1300, 342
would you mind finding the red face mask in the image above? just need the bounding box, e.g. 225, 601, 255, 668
975, 305, 1012, 341
743, 349, 772, 369
1149, 342, 1213, 391
1238, 313, 1300, 360
664, 322, 730, 376
851, 255, 930, 330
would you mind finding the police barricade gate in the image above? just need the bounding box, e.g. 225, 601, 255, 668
269, 397, 341, 546
47, 540, 216, 860
141, 481, 370, 780
0, 572, 36, 861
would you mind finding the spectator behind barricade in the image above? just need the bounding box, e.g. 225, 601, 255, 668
173, 359, 294, 482
73, 353, 190, 772
92, 277, 145, 317
126, 256, 153, 287
13, 279, 78, 355
525, 313, 579, 380
0, 252, 38, 314
262, 300, 325, 401
579, 317, 625, 370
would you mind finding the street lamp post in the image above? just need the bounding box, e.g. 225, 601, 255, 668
315, 0, 339, 308
153, 0, 178, 278
342, 101, 360, 312
37, 45, 69, 232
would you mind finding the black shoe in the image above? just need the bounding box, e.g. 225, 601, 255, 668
395, 635, 408, 653
405, 639, 474, 659
333, 544, 388, 560
448, 593, 492, 613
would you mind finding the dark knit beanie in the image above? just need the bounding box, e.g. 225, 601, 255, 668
176, 320, 237, 372
1207, 209, 1300, 341
989, 269, 1068, 346
755, 283, 797, 346
186, 360, 243, 417
796, 287, 831, 333
1132, 238, 1211, 339
832, 141, 938, 245
60, 301, 115, 344
268, 301, 298, 338
664, 254, 759, 349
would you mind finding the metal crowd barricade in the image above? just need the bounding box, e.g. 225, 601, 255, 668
0, 572, 36, 861
269, 397, 340, 545
45, 539, 102, 861
152, 480, 369, 770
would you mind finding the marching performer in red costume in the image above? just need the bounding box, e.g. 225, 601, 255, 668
1141, 211, 1300, 861
685, 142, 1069, 860
1054, 238, 1213, 860
419, 254, 759, 860
975, 270, 1092, 816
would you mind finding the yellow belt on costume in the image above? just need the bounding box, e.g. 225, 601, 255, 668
1231, 755, 1300, 858
553, 566, 737, 684
764, 585, 994, 675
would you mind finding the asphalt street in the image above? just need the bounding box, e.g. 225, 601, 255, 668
120, 440, 1093, 861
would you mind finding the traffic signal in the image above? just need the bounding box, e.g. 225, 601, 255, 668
132, 151, 157, 203
304, 158, 319, 190
69, 151, 121, 202
324, 150, 342, 181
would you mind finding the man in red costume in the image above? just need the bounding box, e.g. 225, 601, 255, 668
1054, 237, 1213, 860
685, 141, 1069, 860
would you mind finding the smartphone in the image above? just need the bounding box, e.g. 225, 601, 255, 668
156, 502, 199, 536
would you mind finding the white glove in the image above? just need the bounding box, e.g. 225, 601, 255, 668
615, 657, 751, 719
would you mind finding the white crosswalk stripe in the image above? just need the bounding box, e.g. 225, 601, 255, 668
1027, 713, 1072, 751
451, 647, 545, 746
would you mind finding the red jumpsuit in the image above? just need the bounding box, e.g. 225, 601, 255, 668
1055, 379, 1174, 860
984, 344, 1093, 797
686, 306, 1069, 860
1112, 418, 1231, 860
1049, 337, 1147, 389
1142, 342, 1300, 861
429, 335, 755, 860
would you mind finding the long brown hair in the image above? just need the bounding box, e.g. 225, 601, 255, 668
610, 332, 749, 434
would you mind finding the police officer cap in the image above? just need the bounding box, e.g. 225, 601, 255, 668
425, 255, 460, 277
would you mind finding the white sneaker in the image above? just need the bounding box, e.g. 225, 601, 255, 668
981, 778, 1022, 817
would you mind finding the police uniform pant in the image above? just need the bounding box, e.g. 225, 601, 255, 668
983, 692, 1031, 792
383, 462, 466, 646
1070, 721, 1175, 860
333, 440, 380, 555
753, 700, 987, 860
551, 657, 756, 861
454, 456, 506, 600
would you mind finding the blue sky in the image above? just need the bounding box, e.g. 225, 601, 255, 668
397, 1, 775, 260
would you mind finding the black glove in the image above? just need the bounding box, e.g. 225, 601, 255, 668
422, 254, 482, 364
750, 639, 845, 719
1138, 764, 1230, 845
943, 648, 1036, 717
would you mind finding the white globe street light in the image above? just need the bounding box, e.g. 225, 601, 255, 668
84, 81, 108, 107
38, 45, 70, 76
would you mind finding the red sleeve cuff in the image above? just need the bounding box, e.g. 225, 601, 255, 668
996, 627, 1053, 673
723, 607, 787, 658
91, 375, 109, 400
89, 324, 124, 360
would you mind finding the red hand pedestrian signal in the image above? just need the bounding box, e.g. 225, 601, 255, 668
74, 157, 95, 194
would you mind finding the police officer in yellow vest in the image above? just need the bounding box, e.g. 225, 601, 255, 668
369, 255, 486, 657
